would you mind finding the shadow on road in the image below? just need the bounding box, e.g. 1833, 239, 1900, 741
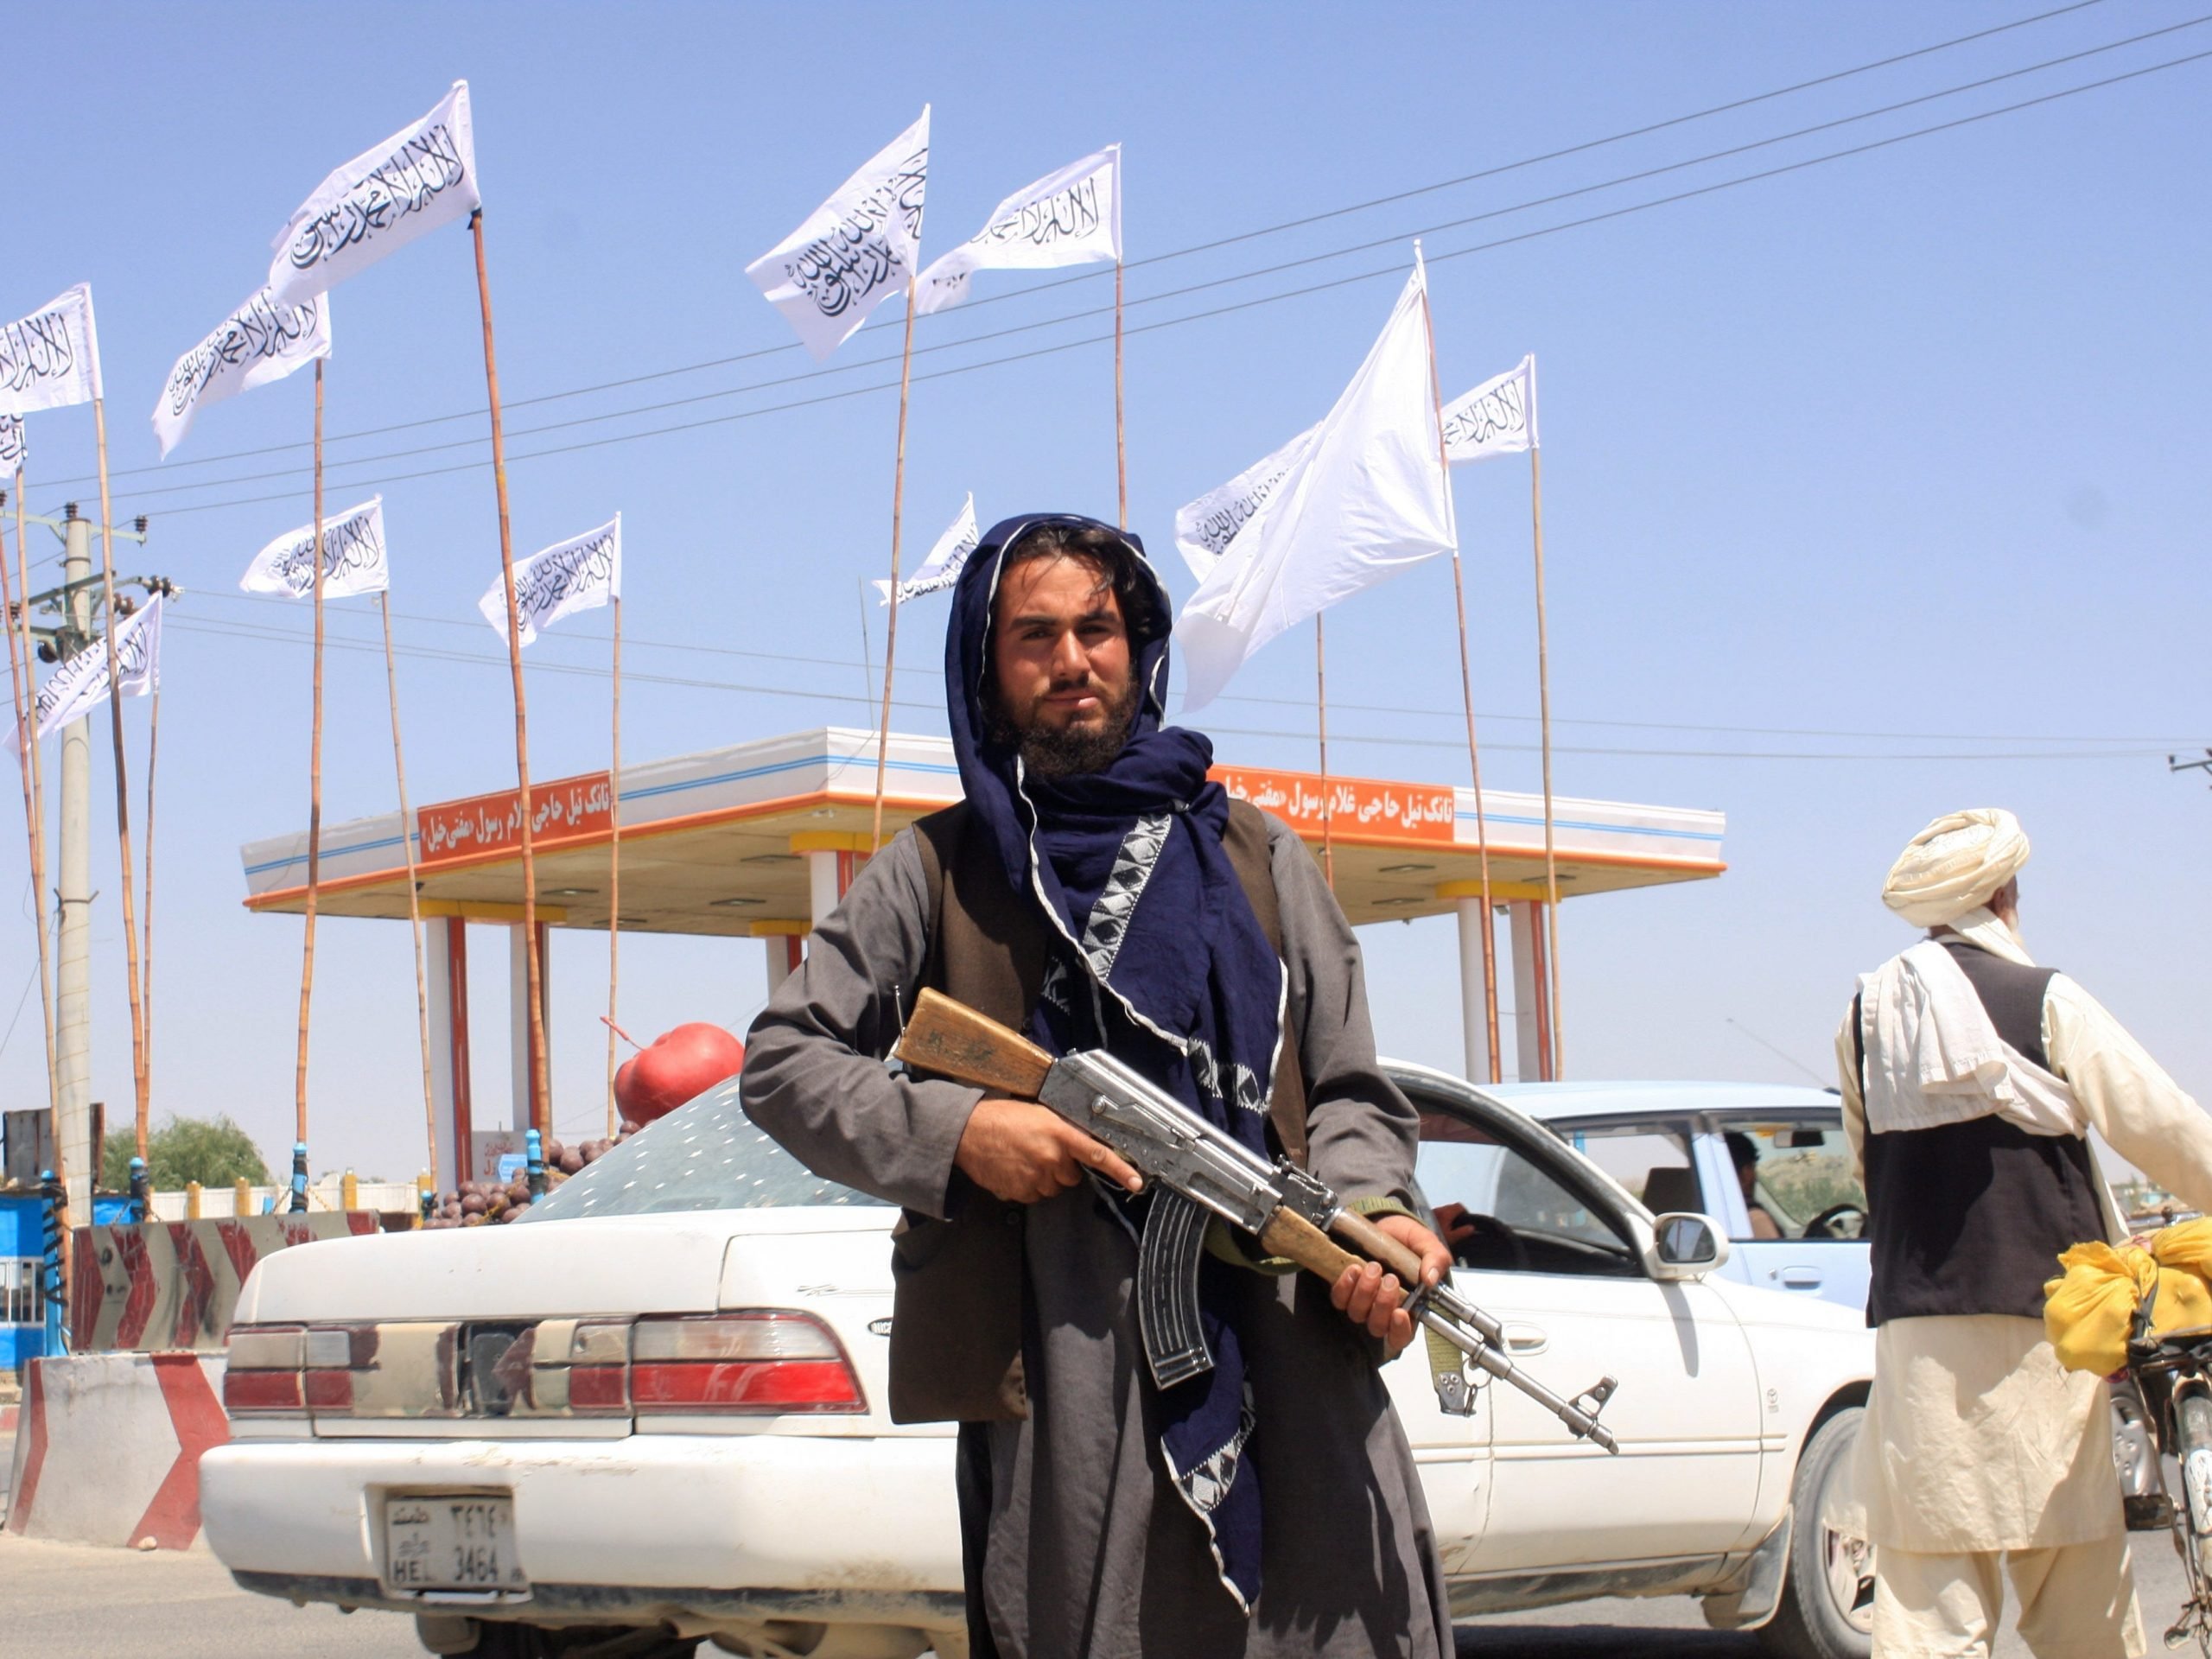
1458, 1623, 1758, 1656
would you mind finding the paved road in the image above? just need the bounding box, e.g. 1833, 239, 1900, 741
0, 1528, 2193, 1658
1, 1535, 423, 1657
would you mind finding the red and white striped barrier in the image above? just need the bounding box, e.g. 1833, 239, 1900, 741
4, 1353, 229, 1548
69, 1213, 376, 1353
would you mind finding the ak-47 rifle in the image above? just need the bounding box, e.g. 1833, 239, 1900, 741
895, 988, 1620, 1453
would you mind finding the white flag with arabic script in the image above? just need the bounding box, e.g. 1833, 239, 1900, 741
1173, 422, 1319, 584
241, 497, 389, 601
0, 284, 101, 416
1440, 353, 1537, 464
480, 514, 620, 647
1178, 256, 1455, 712
0, 415, 24, 474
7, 594, 162, 753
154, 288, 331, 459
913, 144, 1121, 317
267, 81, 481, 307
874, 494, 980, 605
747, 108, 930, 361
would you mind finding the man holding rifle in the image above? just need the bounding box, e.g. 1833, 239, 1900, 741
744, 514, 1456, 1657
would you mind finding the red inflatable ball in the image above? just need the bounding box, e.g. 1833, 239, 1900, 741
614, 1022, 746, 1125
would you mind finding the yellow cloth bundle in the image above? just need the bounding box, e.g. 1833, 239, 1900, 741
2151, 1217, 2212, 1283
2044, 1230, 2212, 1376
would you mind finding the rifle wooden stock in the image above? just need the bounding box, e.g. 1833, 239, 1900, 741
897, 987, 1056, 1098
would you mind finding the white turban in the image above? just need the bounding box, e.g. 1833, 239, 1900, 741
1882, 809, 2030, 928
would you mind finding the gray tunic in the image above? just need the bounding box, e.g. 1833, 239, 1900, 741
743, 816, 1453, 1659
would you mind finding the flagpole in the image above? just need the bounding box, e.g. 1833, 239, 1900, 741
89, 397, 151, 1154
377, 589, 439, 1190
605, 594, 622, 1141
472, 208, 550, 1140
1529, 444, 1562, 1078
2, 476, 58, 1125
1315, 613, 1334, 889
1418, 282, 1502, 1084
869, 276, 918, 855
292, 361, 327, 1165
1115, 259, 1127, 528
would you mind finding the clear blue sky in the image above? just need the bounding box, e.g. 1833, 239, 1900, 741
3, 1, 2205, 1181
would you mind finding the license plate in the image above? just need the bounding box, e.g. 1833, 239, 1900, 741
383, 1493, 528, 1596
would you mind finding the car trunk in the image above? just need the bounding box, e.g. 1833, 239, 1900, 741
225, 1209, 923, 1439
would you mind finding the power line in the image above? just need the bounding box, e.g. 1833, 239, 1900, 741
99, 16, 2203, 511
102, 44, 2212, 526
190, 589, 2209, 749
166, 615, 2188, 766
80, 1, 2110, 485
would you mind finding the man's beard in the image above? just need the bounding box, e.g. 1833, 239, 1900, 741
990, 674, 1142, 779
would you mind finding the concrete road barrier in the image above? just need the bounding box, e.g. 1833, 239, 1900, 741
72, 1213, 376, 1354
4, 1352, 228, 1548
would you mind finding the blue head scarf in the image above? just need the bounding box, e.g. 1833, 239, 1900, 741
945, 512, 1283, 1610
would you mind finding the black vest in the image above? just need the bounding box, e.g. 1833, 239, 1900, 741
1856, 938, 2105, 1327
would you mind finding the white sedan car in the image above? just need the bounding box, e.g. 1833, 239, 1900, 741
202, 1066, 1876, 1659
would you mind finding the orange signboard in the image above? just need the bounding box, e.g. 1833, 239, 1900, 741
417, 771, 614, 868
1211, 766, 1457, 843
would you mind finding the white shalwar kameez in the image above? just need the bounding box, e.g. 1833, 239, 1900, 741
1831, 911, 2212, 1657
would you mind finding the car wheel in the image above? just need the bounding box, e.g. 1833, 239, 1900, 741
1759, 1405, 1874, 1659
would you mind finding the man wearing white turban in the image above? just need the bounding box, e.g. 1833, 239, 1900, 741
1829, 809, 2212, 1657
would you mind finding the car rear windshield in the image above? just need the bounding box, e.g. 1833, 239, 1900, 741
521, 1079, 890, 1220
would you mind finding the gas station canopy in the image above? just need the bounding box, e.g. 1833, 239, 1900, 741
238, 726, 1726, 936
242, 724, 1726, 1148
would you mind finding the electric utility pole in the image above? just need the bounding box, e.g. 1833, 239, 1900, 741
18, 502, 160, 1220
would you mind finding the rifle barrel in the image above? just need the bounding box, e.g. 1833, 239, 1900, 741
1416, 1308, 1620, 1454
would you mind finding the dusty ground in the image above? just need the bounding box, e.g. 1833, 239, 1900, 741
0, 1524, 2189, 1657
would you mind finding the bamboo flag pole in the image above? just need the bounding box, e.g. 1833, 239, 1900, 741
1418, 270, 1502, 1084
1115, 259, 1128, 528
604, 594, 622, 1141
89, 397, 151, 1154
471, 209, 550, 1139
2, 478, 59, 1122
1315, 614, 1334, 888
292, 361, 327, 1156
376, 589, 438, 1189
868, 276, 919, 855
1529, 443, 1562, 1078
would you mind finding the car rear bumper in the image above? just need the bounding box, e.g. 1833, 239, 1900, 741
200, 1431, 963, 1625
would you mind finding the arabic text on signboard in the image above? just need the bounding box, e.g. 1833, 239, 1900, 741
416, 772, 614, 868
1210, 766, 1456, 842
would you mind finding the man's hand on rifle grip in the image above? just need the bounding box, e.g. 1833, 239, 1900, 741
954, 1097, 1146, 1205
1331, 1214, 1452, 1359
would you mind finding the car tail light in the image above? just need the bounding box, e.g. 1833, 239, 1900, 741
223, 1324, 306, 1414
304, 1325, 369, 1412
221, 1322, 377, 1417
512, 1319, 631, 1416
630, 1312, 865, 1414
